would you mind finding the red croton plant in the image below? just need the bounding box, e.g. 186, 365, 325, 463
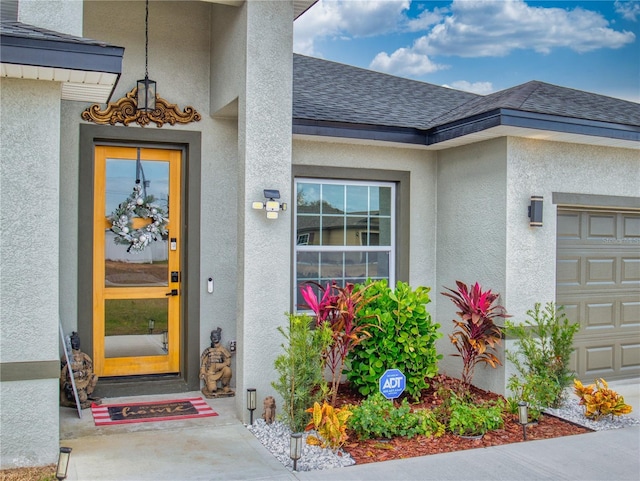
442, 281, 510, 391
300, 281, 376, 407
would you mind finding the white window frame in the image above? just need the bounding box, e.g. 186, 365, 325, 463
294, 178, 396, 311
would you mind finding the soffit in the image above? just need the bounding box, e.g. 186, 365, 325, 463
199, 0, 317, 19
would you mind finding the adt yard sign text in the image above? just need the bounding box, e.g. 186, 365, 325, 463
379, 368, 406, 399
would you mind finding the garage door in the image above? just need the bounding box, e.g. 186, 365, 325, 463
556, 209, 640, 381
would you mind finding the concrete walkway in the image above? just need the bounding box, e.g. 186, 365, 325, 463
59, 380, 640, 481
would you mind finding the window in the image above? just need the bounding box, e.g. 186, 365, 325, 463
294, 178, 395, 308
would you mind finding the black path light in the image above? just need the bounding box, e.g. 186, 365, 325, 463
137, 0, 156, 112
247, 388, 257, 425
290, 432, 302, 471
518, 401, 529, 440
56, 447, 72, 480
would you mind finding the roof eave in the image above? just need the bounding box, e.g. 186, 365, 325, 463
428, 108, 640, 145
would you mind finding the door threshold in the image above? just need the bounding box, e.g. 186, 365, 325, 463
94, 374, 192, 398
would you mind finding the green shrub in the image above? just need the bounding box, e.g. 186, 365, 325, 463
441, 392, 505, 436
347, 280, 442, 400
506, 302, 580, 410
347, 392, 444, 440
272, 313, 332, 432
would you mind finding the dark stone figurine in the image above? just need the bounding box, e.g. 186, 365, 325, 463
60, 332, 99, 409
200, 328, 234, 398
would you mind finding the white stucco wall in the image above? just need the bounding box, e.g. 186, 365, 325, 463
0, 78, 62, 467
18, 0, 83, 36
436, 138, 508, 394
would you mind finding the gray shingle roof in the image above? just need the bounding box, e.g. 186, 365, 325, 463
1, 20, 116, 47
434, 80, 640, 127
293, 54, 479, 129
293, 54, 640, 131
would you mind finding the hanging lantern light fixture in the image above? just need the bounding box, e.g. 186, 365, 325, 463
137, 0, 156, 112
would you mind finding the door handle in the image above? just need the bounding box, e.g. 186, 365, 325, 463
165, 289, 178, 296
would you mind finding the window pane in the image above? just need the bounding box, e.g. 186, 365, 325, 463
322, 184, 344, 213
297, 183, 320, 214
321, 215, 345, 246
105, 230, 168, 287
346, 185, 368, 214
106, 159, 169, 216
373, 186, 392, 216
104, 298, 168, 358
346, 216, 367, 245
378, 217, 392, 246
367, 251, 390, 279
297, 251, 319, 280
297, 215, 320, 245
320, 252, 344, 279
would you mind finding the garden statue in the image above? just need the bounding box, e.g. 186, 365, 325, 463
262, 396, 276, 424
60, 332, 100, 409
200, 327, 234, 398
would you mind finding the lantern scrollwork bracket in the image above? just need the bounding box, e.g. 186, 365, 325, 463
81, 87, 201, 128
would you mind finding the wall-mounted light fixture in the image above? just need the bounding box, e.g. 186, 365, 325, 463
56, 447, 72, 480
528, 195, 543, 227
518, 401, 529, 440
252, 189, 287, 220
247, 388, 257, 424
137, 0, 157, 112
289, 432, 302, 471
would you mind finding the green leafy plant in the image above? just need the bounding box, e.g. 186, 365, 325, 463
574, 378, 633, 420
300, 281, 377, 406
272, 313, 332, 432
442, 281, 510, 390
506, 302, 580, 409
305, 401, 352, 450
346, 392, 444, 440
440, 392, 505, 436
506, 372, 556, 422
347, 280, 442, 400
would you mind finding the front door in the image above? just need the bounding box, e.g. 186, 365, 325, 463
93, 146, 182, 377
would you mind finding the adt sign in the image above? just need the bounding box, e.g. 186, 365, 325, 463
379, 369, 406, 400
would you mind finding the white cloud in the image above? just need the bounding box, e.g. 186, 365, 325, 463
294, 0, 410, 55
444, 80, 495, 95
370, 48, 448, 76
615, 0, 640, 21
418, 0, 636, 57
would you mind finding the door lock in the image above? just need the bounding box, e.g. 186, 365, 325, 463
165, 289, 178, 296
171, 271, 179, 283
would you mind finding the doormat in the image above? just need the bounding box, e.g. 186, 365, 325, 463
91, 397, 218, 426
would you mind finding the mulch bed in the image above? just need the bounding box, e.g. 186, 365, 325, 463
334, 375, 591, 465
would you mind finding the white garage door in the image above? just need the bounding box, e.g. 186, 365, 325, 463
556, 209, 640, 381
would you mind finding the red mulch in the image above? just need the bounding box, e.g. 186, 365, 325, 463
334, 375, 591, 465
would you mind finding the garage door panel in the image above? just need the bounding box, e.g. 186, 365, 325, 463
621, 344, 640, 371
585, 302, 615, 329
557, 258, 581, 286
587, 214, 616, 239
621, 258, 640, 283
557, 212, 581, 238
623, 215, 640, 237
586, 258, 616, 285
557, 209, 640, 381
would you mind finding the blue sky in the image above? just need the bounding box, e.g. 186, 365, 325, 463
294, 0, 640, 102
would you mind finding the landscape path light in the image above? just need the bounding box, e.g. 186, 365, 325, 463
56, 447, 72, 480
518, 401, 529, 440
247, 388, 257, 425
290, 432, 302, 471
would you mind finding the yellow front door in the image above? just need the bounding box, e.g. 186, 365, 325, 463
93, 146, 182, 377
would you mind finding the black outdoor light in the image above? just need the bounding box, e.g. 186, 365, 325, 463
137, 0, 157, 112
518, 401, 529, 440
289, 432, 302, 471
247, 388, 257, 425
528, 195, 543, 227
56, 447, 72, 480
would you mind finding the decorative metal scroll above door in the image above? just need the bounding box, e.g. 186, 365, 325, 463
81, 87, 201, 128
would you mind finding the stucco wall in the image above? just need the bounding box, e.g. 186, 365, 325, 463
436, 137, 508, 394
0, 78, 62, 467
18, 0, 83, 36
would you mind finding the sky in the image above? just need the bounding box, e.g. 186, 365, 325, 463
293, 0, 640, 102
